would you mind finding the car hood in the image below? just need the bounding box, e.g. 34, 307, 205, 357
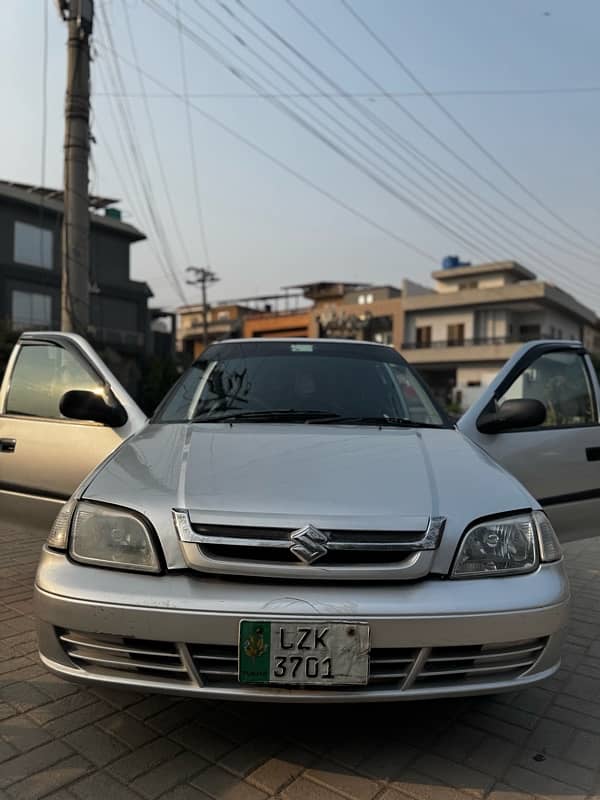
83, 422, 535, 572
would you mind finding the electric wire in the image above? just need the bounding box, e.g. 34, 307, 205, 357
340, 0, 600, 258
93, 40, 438, 262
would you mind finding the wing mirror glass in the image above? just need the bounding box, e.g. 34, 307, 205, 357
477, 398, 546, 434
59, 389, 128, 428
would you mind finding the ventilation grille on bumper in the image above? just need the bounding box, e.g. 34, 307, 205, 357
60, 631, 548, 693
188, 638, 547, 690
415, 638, 548, 687
58, 630, 190, 684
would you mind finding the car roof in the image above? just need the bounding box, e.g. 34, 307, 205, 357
216, 337, 387, 347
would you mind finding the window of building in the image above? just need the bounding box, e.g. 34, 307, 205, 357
447, 323, 465, 346
6, 343, 102, 419
373, 331, 393, 345
358, 295, 366, 304
14, 222, 53, 269
416, 326, 432, 348
366, 293, 374, 304
458, 280, 478, 290
217, 310, 230, 320
519, 324, 541, 341
11, 290, 52, 329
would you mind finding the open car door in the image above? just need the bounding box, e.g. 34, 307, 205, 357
458, 340, 600, 543
0, 332, 146, 535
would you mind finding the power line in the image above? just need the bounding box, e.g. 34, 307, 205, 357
175, 0, 211, 268
96, 4, 188, 304
210, 0, 600, 296
251, 0, 600, 295
340, 0, 600, 259
93, 40, 438, 262
185, 0, 503, 261
244, 0, 600, 271
94, 85, 600, 99
121, 1, 191, 266
147, 1, 503, 260
92, 103, 174, 290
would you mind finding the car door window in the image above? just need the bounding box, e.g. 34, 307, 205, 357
5, 343, 103, 419
499, 350, 596, 428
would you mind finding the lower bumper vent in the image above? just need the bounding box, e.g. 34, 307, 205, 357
58, 630, 191, 685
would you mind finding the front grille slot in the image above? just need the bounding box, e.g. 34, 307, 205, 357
415, 637, 547, 687
188, 638, 546, 690
191, 523, 429, 567
58, 630, 191, 685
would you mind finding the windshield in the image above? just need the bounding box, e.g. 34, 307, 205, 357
154, 340, 447, 427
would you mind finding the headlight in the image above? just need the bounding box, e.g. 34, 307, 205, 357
532, 510, 562, 563
47, 498, 77, 550
69, 502, 161, 573
452, 513, 538, 578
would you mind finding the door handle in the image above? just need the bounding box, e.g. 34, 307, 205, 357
0, 439, 16, 453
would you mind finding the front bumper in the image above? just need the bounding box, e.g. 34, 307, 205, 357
35, 547, 570, 702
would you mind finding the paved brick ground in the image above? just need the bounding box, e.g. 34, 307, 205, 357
1, 527, 600, 800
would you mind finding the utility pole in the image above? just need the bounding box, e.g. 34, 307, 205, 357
57, 0, 93, 333
186, 267, 219, 348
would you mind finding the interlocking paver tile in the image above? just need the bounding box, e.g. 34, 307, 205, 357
43, 700, 114, 738
70, 771, 144, 800
504, 764, 588, 800
0, 741, 72, 789
96, 712, 158, 748
108, 737, 181, 782
129, 750, 208, 799
410, 754, 494, 798
5, 754, 91, 800
304, 759, 380, 800
247, 745, 315, 794
517, 749, 595, 792
0, 714, 53, 752
171, 723, 236, 761
64, 723, 130, 766
192, 764, 268, 800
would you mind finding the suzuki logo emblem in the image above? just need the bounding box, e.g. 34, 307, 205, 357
290, 524, 329, 565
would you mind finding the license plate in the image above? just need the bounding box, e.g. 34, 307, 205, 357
238, 620, 370, 686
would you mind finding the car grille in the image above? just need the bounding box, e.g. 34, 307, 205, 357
174, 516, 445, 580
58, 630, 191, 685
190, 524, 430, 566
59, 631, 548, 694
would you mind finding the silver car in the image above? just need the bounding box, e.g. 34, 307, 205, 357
4, 333, 598, 701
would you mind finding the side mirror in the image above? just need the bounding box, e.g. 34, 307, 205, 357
477, 398, 546, 434
60, 390, 128, 428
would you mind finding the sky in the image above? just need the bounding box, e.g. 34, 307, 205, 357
1, 0, 600, 312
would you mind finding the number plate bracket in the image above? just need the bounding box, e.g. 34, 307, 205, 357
238, 620, 370, 686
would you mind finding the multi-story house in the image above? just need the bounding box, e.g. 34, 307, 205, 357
0, 180, 153, 393
401, 260, 599, 408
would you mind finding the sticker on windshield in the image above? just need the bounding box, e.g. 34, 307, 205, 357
290, 344, 313, 353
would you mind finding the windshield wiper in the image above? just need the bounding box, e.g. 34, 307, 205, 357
307, 415, 445, 429
192, 409, 340, 423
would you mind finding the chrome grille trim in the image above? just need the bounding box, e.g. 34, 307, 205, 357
188, 637, 547, 690
173, 509, 444, 581
58, 630, 192, 684
58, 632, 548, 694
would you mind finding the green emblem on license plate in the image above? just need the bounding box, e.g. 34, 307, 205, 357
239, 621, 271, 683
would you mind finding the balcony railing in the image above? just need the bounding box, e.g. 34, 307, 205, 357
402, 333, 561, 350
